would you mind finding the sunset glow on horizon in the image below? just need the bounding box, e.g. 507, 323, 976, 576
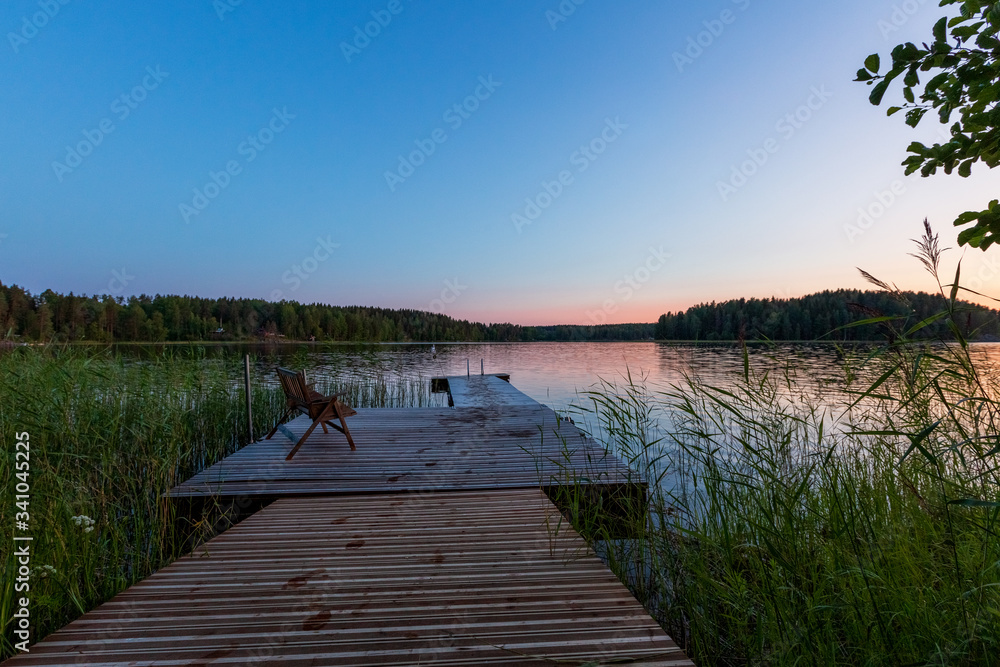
3, 0, 998, 326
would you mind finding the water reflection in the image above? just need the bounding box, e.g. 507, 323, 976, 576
112, 341, 884, 409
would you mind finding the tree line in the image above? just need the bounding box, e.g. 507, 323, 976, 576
6, 284, 993, 344
654, 289, 1000, 341
0, 284, 654, 343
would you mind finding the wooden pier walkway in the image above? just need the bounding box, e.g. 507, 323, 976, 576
168, 404, 638, 498
435, 373, 540, 409
5, 491, 689, 666
5, 375, 692, 666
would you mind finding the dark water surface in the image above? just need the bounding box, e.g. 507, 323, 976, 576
114, 340, 1000, 404
109, 340, 1000, 493
116, 340, 872, 409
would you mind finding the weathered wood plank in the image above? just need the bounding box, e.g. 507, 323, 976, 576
169, 405, 639, 498
439, 374, 540, 409
5, 490, 691, 666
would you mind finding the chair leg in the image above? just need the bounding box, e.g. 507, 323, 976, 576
285, 417, 322, 461
332, 401, 356, 451
265, 408, 295, 440
283, 398, 356, 460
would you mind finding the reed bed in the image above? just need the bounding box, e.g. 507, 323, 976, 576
563, 228, 1000, 665
0, 346, 433, 658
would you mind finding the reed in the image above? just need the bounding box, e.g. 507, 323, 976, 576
564, 226, 1000, 665
0, 346, 433, 657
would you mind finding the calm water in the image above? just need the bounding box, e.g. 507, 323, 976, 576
135, 341, 867, 410
116, 340, 1000, 493
128, 340, 1000, 410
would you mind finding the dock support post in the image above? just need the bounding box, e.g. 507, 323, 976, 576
244, 354, 254, 442
481, 359, 484, 375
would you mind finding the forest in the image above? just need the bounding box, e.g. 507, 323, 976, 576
654, 289, 1000, 341
0, 283, 654, 343
4, 284, 998, 344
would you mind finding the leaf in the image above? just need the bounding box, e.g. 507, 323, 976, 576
902, 310, 951, 337
845, 363, 900, 412
865, 53, 881, 73
900, 420, 941, 464
933, 16, 947, 43
950, 260, 961, 308
839, 316, 900, 329
870, 80, 891, 106
948, 498, 1000, 509
855, 68, 874, 82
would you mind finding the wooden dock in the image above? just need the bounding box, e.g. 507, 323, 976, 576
5, 375, 692, 666
169, 404, 638, 498
434, 373, 539, 409
5, 491, 689, 666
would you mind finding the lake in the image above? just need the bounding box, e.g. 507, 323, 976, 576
131, 340, 870, 416
137, 339, 1000, 400
118, 339, 1000, 446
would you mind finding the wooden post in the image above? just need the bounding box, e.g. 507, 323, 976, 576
244, 354, 254, 442
481, 359, 484, 375
467, 359, 470, 377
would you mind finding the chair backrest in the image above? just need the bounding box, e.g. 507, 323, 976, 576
275, 367, 310, 406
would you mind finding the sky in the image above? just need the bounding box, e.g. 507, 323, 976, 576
2, 0, 998, 326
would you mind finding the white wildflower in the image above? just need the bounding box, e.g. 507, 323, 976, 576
71, 515, 96, 531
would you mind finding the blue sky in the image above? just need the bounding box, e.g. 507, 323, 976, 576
2, 0, 997, 325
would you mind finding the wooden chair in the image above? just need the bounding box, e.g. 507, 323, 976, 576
265, 367, 357, 460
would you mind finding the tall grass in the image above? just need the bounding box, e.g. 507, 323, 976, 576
0, 346, 433, 658
567, 226, 1000, 665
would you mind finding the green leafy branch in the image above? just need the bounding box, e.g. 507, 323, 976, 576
856, 1, 1000, 248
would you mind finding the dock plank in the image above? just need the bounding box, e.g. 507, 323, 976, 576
169, 404, 639, 498
440, 374, 541, 408
5, 490, 691, 666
